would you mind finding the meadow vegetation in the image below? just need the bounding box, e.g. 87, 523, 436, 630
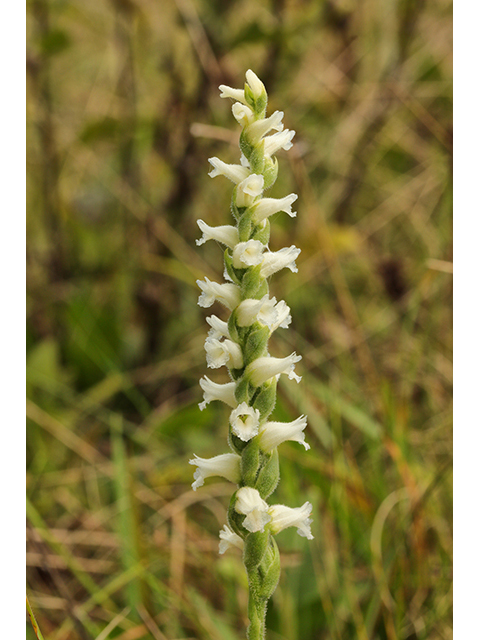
26, 0, 452, 638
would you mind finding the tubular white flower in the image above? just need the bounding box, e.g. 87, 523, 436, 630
208, 157, 250, 184
264, 129, 295, 156
196, 219, 239, 249
260, 246, 301, 278
270, 300, 292, 331
250, 193, 298, 224
232, 240, 265, 268
235, 486, 271, 533
199, 376, 237, 410
219, 524, 244, 554
268, 502, 314, 539
229, 402, 261, 442
206, 315, 230, 340
236, 295, 278, 328
205, 337, 243, 369
244, 110, 284, 143
189, 453, 241, 491
219, 84, 248, 104
235, 174, 264, 208
197, 277, 240, 310
246, 69, 266, 100
259, 415, 310, 452
246, 353, 302, 387
232, 102, 255, 127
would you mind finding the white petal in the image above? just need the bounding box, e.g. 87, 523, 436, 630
246, 353, 302, 387
232, 102, 255, 127
263, 129, 295, 156
208, 157, 250, 184
199, 376, 237, 410
259, 415, 309, 452
196, 219, 239, 249
232, 240, 265, 268
260, 246, 301, 278
235, 174, 264, 208
197, 278, 240, 310
235, 486, 269, 515
268, 502, 314, 539
219, 524, 244, 554
206, 315, 230, 340
219, 84, 247, 105
205, 337, 243, 369
236, 295, 278, 328
251, 194, 298, 224
230, 402, 261, 442
189, 453, 241, 491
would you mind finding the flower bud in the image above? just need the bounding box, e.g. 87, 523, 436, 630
232, 102, 255, 127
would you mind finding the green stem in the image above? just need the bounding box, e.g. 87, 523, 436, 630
246, 584, 267, 640
26, 595, 45, 640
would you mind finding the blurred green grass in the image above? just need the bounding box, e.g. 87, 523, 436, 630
26, 0, 452, 638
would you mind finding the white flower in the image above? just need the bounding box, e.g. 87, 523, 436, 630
232, 240, 265, 268
219, 84, 248, 105
229, 402, 261, 442
205, 337, 243, 369
235, 174, 264, 208
206, 315, 230, 340
199, 376, 237, 410
259, 415, 309, 452
246, 353, 302, 387
245, 69, 266, 100
235, 486, 271, 533
260, 246, 301, 278
263, 129, 295, 156
270, 300, 292, 331
232, 102, 255, 127
236, 295, 278, 328
240, 153, 250, 168
250, 194, 298, 224
268, 502, 314, 539
189, 453, 241, 491
196, 219, 239, 249
208, 157, 250, 184
244, 110, 284, 143
197, 277, 240, 310
219, 524, 244, 554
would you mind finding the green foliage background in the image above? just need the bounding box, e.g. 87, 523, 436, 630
26, 0, 452, 638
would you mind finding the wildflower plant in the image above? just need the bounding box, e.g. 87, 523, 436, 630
190, 70, 313, 640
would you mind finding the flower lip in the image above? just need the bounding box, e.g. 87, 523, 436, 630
230, 402, 261, 442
